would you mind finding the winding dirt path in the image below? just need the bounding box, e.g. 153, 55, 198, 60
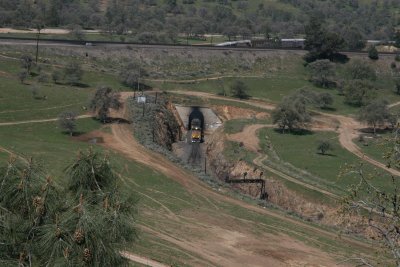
0, 91, 372, 265
389, 101, 400, 108
94, 97, 372, 252
227, 124, 340, 200
172, 91, 400, 176
96, 125, 369, 265
0, 115, 91, 126
324, 114, 400, 177
0, 102, 85, 114
145, 74, 264, 84
170, 90, 276, 110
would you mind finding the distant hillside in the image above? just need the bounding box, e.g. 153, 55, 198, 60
0, 0, 399, 44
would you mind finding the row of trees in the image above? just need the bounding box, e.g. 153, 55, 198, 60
18, 55, 84, 86
0, 0, 398, 45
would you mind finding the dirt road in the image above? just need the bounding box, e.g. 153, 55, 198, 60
87, 123, 365, 266
324, 114, 400, 177
0, 91, 372, 266
0, 115, 91, 126
227, 124, 340, 200
172, 91, 400, 176
81, 96, 372, 265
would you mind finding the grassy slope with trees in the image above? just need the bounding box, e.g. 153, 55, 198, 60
0, 51, 379, 266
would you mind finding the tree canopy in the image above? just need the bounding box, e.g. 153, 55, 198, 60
0, 150, 137, 266
304, 16, 345, 62
90, 86, 122, 123
272, 92, 312, 132
0, 0, 398, 44
358, 99, 392, 135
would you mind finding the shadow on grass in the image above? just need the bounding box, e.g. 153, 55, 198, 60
127, 83, 153, 91
320, 106, 336, 112
73, 83, 90, 88
316, 152, 337, 157
91, 117, 131, 124
359, 127, 394, 135
273, 128, 314, 136
62, 131, 87, 137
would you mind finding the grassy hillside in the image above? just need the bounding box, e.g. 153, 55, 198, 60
0, 53, 381, 266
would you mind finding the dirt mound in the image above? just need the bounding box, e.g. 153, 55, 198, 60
227, 124, 271, 152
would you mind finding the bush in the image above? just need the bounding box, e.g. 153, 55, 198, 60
64, 61, 83, 85
368, 46, 379, 60
317, 140, 333, 155
230, 80, 250, 99
38, 73, 49, 83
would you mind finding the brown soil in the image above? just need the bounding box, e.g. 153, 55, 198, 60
77, 124, 351, 266
213, 105, 269, 121
227, 124, 271, 152
71, 93, 375, 266
0, 89, 374, 266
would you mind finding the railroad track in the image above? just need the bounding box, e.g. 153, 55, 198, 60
0, 36, 398, 55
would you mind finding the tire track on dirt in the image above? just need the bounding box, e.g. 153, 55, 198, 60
100, 123, 370, 254
120, 252, 170, 267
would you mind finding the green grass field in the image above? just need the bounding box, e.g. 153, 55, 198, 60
152, 64, 400, 116
359, 131, 394, 164
0, 45, 390, 265
259, 128, 393, 194
0, 119, 375, 265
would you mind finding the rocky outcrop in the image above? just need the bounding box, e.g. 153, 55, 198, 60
152, 101, 181, 150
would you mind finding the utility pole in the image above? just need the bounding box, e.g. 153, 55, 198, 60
35, 26, 42, 64
137, 68, 140, 92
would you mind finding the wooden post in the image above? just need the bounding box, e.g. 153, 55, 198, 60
155, 92, 158, 104
35, 29, 41, 64
142, 102, 145, 117
204, 157, 207, 174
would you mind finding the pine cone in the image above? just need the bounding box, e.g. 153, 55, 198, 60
83, 248, 92, 263
55, 227, 62, 239
32, 196, 43, 207
63, 248, 70, 259
74, 228, 85, 244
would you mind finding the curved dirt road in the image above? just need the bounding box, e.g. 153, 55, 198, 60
172, 91, 400, 176
324, 114, 400, 177
227, 124, 340, 200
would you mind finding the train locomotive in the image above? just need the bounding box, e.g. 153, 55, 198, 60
188, 107, 204, 143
